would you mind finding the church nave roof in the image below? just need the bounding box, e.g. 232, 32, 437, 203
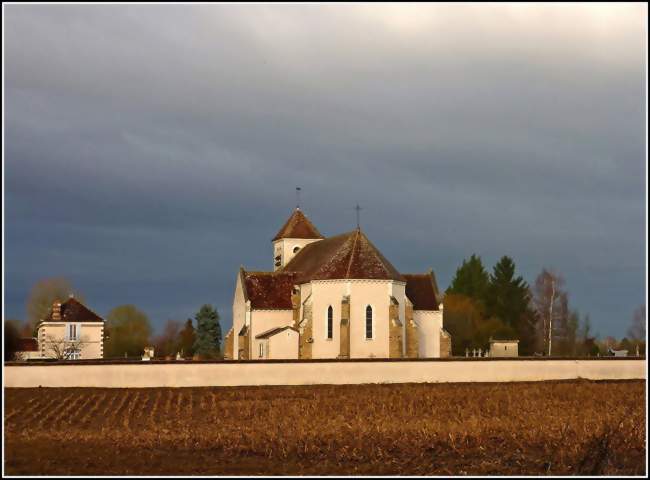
242, 270, 297, 309
403, 272, 441, 311
282, 229, 405, 283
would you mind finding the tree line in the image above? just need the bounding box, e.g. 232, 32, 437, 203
443, 255, 646, 357
4, 277, 223, 360
3, 272, 647, 360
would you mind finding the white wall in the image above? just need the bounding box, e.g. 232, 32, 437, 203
415, 310, 443, 358
268, 329, 299, 359
4, 359, 645, 388
38, 322, 104, 359
251, 310, 293, 358
231, 272, 247, 358
309, 280, 404, 359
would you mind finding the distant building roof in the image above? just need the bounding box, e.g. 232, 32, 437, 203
41, 297, 104, 324
272, 208, 324, 241
489, 339, 519, 343
17, 338, 38, 352
282, 229, 404, 283
255, 326, 298, 339
403, 272, 440, 311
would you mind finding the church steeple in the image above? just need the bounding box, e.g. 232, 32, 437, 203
272, 208, 323, 270
273, 208, 323, 242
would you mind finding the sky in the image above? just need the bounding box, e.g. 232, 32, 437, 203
3, 3, 647, 339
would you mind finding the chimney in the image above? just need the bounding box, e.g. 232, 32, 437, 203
52, 301, 62, 321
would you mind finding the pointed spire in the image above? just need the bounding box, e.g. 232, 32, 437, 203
273, 209, 323, 241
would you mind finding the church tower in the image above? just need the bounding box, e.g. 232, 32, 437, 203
272, 208, 323, 270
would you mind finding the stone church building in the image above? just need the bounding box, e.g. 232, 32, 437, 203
223, 208, 451, 360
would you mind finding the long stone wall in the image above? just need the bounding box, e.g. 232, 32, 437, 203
4, 358, 645, 388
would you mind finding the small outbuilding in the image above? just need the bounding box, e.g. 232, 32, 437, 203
14, 338, 40, 361
254, 326, 299, 359
489, 338, 519, 357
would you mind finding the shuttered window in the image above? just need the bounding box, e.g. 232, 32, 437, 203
66, 324, 79, 341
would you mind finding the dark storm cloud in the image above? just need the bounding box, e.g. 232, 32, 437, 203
4, 4, 646, 337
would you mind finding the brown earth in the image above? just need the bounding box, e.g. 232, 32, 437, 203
3, 380, 646, 476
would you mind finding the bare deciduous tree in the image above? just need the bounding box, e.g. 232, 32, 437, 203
42, 334, 89, 360
627, 305, 646, 342
532, 269, 568, 356
26, 278, 83, 333
152, 319, 182, 358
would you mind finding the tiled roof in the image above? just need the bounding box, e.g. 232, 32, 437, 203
282, 229, 404, 283
255, 326, 298, 339
403, 273, 440, 311
244, 271, 297, 309
272, 209, 324, 241
42, 297, 104, 323
17, 338, 38, 352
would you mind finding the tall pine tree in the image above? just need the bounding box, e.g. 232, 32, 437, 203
485, 256, 536, 355
445, 254, 490, 305
193, 305, 222, 359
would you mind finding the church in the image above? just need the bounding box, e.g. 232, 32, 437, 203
223, 207, 451, 360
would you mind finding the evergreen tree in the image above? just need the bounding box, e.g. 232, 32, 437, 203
445, 254, 490, 305
486, 256, 537, 354
193, 305, 222, 359
486, 256, 528, 327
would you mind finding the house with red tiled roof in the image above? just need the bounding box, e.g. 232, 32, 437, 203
224, 208, 450, 360
37, 296, 106, 360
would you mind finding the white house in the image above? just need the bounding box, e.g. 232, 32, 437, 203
224, 208, 451, 360
37, 296, 105, 360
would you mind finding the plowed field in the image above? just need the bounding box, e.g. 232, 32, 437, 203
4, 380, 646, 475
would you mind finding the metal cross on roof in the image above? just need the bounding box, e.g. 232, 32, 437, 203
296, 187, 301, 209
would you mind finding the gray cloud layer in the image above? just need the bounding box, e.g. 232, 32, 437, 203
4, 4, 647, 337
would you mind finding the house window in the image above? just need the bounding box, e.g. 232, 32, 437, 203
259, 343, 264, 358
327, 306, 333, 339
65, 348, 80, 360
293, 246, 301, 254
67, 324, 78, 341
365, 306, 373, 339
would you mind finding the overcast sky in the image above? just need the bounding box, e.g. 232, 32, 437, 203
4, 4, 647, 338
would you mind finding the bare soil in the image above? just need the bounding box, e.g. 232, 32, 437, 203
4, 380, 646, 475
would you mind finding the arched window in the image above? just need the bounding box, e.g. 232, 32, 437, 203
365, 305, 373, 339
293, 246, 301, 254
327, 306, 333, 339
